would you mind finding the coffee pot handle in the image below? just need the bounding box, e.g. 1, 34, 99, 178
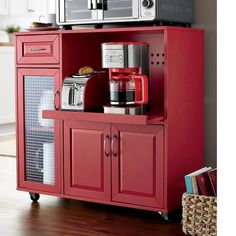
132, 75, 149, 105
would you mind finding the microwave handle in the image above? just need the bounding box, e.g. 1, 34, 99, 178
92, 0, 97, 10
88, 0, 97, 10
88, 0, 92, 10
97, 0, 104, 10
59, 0, 65, 22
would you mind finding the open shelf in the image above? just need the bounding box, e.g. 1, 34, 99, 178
42, 110, 164, 125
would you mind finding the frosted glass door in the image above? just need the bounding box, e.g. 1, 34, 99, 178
24, 76, 55, 185
17, 68, 60, 193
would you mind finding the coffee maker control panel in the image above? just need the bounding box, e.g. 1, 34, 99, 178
103, 49, 126, 68
102, 42, 149, 75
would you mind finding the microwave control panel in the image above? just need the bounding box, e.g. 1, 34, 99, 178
140, 0, 156, 19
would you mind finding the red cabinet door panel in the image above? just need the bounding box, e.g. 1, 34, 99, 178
71, 129, 104, 190
112, 124, 164, 208
64, 121, 111, 201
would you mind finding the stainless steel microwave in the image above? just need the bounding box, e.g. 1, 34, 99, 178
57, 0, 194, 26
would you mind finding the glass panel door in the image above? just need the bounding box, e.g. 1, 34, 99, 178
17, 68, 61, 193
103, 0, 137, 19
24, 76, 55, 185
64, 0, 96, 22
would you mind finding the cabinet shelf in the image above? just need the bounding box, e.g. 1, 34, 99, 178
42, 110, 164, 125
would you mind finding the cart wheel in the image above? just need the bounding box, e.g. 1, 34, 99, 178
159, 212, 172, 222
29, 192, 40, 203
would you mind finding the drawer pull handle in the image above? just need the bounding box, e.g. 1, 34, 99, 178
112, 135, 118, 157
104, 135, 110, 157
30, 48, 47, 52
54, 90, 60, 110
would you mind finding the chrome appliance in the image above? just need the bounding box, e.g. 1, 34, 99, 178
102, 42, 149, 115
57, 0, 194, 26
61, 72, 108, 111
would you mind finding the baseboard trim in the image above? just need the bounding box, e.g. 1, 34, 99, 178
0, 123, 16, 137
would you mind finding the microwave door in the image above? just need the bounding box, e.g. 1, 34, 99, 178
60, 0, 98, 23
102, 0, 138, 21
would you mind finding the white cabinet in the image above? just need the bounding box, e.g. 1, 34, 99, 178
0, 47, 15, 124
0, 0, 9, 15
48, 0, 56, 13
9, 0, 27, 15
10, 0, 48, 16
1, 0, 54, 16
27, 0, 48, 14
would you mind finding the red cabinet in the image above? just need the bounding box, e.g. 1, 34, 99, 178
15, 27, 204, 214
111, 124, 164, 208
17, 68, 61, 193
64, 121, 164, 208
64, 121, 111, 201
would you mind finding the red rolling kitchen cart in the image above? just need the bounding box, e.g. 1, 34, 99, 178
15, 26, 204, 220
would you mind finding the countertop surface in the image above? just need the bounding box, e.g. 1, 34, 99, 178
0, 42, 14, 46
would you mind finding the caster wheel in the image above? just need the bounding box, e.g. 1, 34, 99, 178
29, 192, 40, 203
159, 212, 172, 222
186, 23, 191, 28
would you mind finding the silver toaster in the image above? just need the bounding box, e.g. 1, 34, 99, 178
61, 72, 109, 111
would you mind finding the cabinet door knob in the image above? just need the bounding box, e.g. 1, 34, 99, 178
112, 134, 118, 157
104, 135, 110, 157
54, 90, 60, 110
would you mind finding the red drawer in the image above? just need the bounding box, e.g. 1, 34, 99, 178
17, 35, 60, 64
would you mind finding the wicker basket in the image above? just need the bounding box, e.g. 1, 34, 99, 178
182, 193, 217, 236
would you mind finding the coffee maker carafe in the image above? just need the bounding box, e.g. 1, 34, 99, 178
109, 68, 148, 106
102, 42, 149, 114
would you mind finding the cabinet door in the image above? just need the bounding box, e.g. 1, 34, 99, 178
111, 124, 164, 208
64, 121, 111, 201
48, 0, 56, 13
17, 68, 61, 193
0, 0, 9, 15
27, 0, 48, 14
10, 0, 27, 15
10, 0, 48, 15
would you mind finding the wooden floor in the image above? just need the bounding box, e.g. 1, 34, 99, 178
0, 156, 184, 236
